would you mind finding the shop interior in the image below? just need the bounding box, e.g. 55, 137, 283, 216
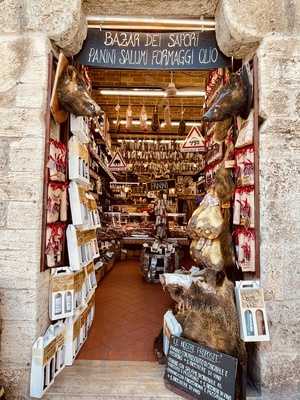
76, 68, 209, 361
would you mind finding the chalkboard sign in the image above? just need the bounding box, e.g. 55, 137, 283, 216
75, 29, 231, 70
165, 336, 237, 400
148, 179, 175, 191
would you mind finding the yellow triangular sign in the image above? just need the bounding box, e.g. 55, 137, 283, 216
181, 126, 206, 153
108, 151, 127, 171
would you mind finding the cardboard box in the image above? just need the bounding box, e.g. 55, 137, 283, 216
235, 280, 270, 342
49, 267, 75, 321
30, 321, 65, 398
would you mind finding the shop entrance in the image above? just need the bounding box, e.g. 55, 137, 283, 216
40, 19, 260, 400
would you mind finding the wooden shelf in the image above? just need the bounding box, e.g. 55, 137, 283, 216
88, 145, 116, 182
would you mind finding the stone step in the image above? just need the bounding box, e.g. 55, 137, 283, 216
43, 360, 182, 399
43, 360, 262, 400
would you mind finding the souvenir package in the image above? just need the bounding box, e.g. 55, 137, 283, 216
80, 304, 89, 345
74, 269, 87, 309
235, 281, 270, 342
84, 262, 97, 293
45, 223, 66, 267
68, 136, 90, 185
235, 110, 254, 148
64, 310, 82, 366
234, 228, 255, 272
233, 187, 255, 228
30, 321, 65, 398
70, 114, 90, 143
47, 183, 67, 223
67, 225, 99, 270
163, 310, 182, 355
69, 181, 101, 228
86, 291, 96, 329
49, 267, 75, 321
48, 139, 67, 182
235, 147, 254, 187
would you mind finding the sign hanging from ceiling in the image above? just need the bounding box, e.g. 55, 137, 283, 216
181, 126, 206, 152
75, 29, 231, 70
108, 151, 127, 171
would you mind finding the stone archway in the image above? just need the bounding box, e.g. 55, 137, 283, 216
0, 1, 299, 398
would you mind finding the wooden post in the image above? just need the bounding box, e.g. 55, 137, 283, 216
253, 56, 260, 279
40, 52, 54, 272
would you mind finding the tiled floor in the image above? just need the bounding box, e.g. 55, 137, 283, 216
78, 259, 173, 361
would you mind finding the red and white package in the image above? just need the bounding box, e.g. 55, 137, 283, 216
234, 228, 255, 272
235, 146, 254, 187
233, 186, 255, 228
47, 183, 68, 223
45, 223, 66, 267
48, 139, 67, 182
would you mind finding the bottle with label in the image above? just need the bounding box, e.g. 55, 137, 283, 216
245, 310, 255, 336
65, 291, 72, 313
256, 309, 266, 335
54, 293, 62, 316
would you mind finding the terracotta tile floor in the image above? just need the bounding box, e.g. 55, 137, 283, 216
78, 259, 173, 361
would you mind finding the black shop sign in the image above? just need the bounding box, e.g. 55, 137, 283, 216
148, 179, 175, 192
165, 336, 237, 400
76, 29, 231, 70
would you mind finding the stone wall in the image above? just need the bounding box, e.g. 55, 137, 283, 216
256, 34, 300, 392
0, 32, 51, 398
82, 0, 217, 18
215, 2, 300, 392
0, 1, 85, 398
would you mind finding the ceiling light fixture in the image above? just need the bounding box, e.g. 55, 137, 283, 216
99, 89, 205, 97
87, 16, 215, 31
113, 120, 199, 127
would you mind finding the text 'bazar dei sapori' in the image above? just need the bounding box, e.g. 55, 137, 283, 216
87, 31, 219, 67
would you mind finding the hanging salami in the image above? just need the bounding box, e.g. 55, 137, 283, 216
140, 104, 148, 131
126, 102, 133, 130
151, 105, 160, 132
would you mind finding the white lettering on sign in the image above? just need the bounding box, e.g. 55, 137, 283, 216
151, 49, 194, 66
88, 47, 116, 64
119, 49, 148, 65
104, 31, 140, 47
168, 32, 199, 48
199, 47, 219, 64
145, 33, 161, 47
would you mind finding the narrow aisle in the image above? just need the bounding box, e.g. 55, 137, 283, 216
78, 259, 173, 361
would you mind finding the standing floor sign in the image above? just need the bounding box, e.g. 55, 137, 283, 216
165, 336, 237, 400
75, 29, 231, 70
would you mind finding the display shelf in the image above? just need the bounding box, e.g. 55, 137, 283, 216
89, 168, 100, 180
88, 145, 116, 182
